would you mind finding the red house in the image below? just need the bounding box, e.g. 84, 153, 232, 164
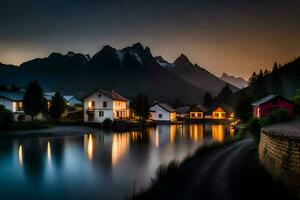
251, 95, 296, 118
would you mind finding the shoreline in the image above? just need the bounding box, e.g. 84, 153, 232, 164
132, 136, 296, 200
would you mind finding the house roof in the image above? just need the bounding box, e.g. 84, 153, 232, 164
251, 94, 278, 106
44, 92, 56, 101
191, 104, 208, 112
251, 94, 296, 106
176, 106, 191, 114
153, 103, 176, 113
83, 89, 128, 102
0, 91, 24, 101
210, 103, 234, 113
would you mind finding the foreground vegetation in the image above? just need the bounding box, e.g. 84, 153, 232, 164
132, 134, 244, 199
247, 109, 291, 144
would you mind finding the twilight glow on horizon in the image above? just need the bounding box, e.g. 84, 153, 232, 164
1, 0, 300, 79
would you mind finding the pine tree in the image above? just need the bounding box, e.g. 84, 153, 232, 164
49, 92, 66, 120
203, 92, 213, 107
23, 81, 44, 121
272, 62, 278, 73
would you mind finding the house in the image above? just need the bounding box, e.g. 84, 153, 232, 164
83, 89, 129, 123
251, 94, 296, 118
0, 91, 26, 121
176, 106, 191, 120
150, 103, 177, 122
209, 104, 235, 120
189, 104, 208, 120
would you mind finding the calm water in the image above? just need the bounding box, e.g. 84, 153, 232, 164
0, 124, 234, 200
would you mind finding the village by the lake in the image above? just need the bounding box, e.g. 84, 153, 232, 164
1, 1, 300, 200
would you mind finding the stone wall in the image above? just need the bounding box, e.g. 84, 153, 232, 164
259, 130, 300, 198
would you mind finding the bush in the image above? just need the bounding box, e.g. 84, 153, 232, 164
247, 118, 261, 144
247, 109, 290, 145
102, 118, 113, 128
0, 105, 13, 129
153, 160, 180, 185
270, 109, 289, 122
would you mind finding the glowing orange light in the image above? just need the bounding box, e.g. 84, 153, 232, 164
18, 145, 23, 166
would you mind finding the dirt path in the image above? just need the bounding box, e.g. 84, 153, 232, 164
135, 138, 297, 200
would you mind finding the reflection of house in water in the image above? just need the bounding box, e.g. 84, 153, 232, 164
189, 124, 204, 142
169, 125, 177, 143
111, 133, 130, 166
212, 125, 225, 142
84, 134, 95, 160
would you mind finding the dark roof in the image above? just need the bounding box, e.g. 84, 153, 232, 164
190, 104, 208, 112
251, 95, 278, 106
176, 106, 191, 114
153, 103, 176, 112
83, 89, 128, 101
0, 92, 24, 101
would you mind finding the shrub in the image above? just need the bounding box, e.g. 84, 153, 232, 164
247, 109, 290, 145
247, 118, 261, 144
0, 105, 13, 129
153, 160, 180, 185
102, 118, 113, 128
270, 109, 289, 122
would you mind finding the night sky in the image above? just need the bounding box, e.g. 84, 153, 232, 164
1, 0, 300, 79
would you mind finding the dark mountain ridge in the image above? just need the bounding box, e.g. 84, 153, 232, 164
59, 43, 208, 104
220, 73, 248, 89
156, 54, 238, 96
0, 42, 241, 104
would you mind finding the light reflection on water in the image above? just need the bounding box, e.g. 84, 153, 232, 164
0, 124, 234, 200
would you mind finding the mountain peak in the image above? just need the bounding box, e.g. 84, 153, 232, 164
174, 54, 191, 66
132, 42, 144, 51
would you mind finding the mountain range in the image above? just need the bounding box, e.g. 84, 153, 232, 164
220, 73, 248, 89
0, 43, 239, 104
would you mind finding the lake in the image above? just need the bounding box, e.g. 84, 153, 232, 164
0, 124, 234, 200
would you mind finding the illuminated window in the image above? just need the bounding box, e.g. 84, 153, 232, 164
18, 101, 23, 111
88, 101, 95, 109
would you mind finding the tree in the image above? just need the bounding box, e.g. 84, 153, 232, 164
172, 97, 182, 108
0, 84, 8, 91
0, 105, 13, 129
248, 72, 258, 85
49, 92, 66, 120
202, 92, 213, 107
235, 93, 253, 122
263, 69, 270, 76
272, 62, 278, 73
131, 93, 150, 122
23, 81, 44, 121
216, 84, 233, 103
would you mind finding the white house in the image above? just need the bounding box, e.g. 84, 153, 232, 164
150, 103, 177, 122
0, 92, 26, 121
83, 89, 130, 123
